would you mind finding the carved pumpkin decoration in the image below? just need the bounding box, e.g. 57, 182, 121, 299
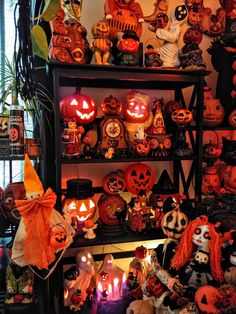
98, 194, 127, 226
183, 26, 203, 44
164, 100, 182, 120
124, 99, 150, 123
171, 109, 193, 124
60, 92, 97, 125
62, 197, 96, 222
91, 20, 110, 38
125, 163, 155, 196
50, 224, 68, 250
102, 170, 126, 194
101, 95, 122, 116
161, 205, 188, 239
195, 285, 220, 314
0, 115, 9, 138
202, 167, 220, 195
107, 9, 142, 40
203, 99, 225, 127
228, 110, 236, 127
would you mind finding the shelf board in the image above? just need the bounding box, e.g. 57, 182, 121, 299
49, 63, 210, 90
59, 155, 197, 164
0, 155, 42, 161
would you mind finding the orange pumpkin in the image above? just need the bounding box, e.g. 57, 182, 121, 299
125, 163, 155, 196
49, 224, 68, 250
171, 109, 193, 124
91, 20, 110, 38
101, 95, 122, 116
60, 92, 97, 125
195, 285, 220, 314
124, 99, 150, 123
62, 197, 96, 222
102, 170, 126, 194
203, 99, 225, 127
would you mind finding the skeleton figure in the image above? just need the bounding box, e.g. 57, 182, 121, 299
155, 4, 188, 67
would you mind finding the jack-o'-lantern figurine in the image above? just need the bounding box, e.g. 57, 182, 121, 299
60, 92, 97, 125
203, 99, 225, 127
188, 4, 204, 26
202, 167, 221, 196
179, 26, 206, 69
148, 12, 169, 33
116, 30, 140, 66
102, 170, 126, 195
171, 109, 193, 156
101, 95, 122, 116
62, 179, 96, 233
90, 20, 112, 65
125, 162, 155, 196
98, 194, 127, 236
49, 9, 92, 64
161, 202, 188, 240
144, 44, 163, 67
124, 91, 150, 124
129, 246, 152, 285
104, 0, 144, 40
50, 224, 70, 250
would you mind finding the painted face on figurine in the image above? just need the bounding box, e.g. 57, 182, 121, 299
203, 99, 225, 127
76, 249, 95, 274
174, 5, 188, 22
158, 0, 168, 12
188, 7, 204, 25
192, 225, 210, 251
195, 250, 209, 264
184, 27, 203, 44
0, 116, 9, 137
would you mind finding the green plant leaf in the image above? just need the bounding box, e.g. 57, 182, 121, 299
33, 0, 60, 22
31, 25, 49, 62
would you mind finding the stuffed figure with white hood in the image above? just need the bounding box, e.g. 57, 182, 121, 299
155, 4, 188, 67
11, 154, 75, 279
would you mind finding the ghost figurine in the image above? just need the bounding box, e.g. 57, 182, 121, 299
155, 4, 188, 67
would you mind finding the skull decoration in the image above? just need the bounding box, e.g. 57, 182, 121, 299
161, 205, 188, 239
102, 170, 126, 194
60, 92, 97, 125
125, 163, 155, 196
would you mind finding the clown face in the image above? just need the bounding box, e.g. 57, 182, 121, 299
193, 225, 210, 251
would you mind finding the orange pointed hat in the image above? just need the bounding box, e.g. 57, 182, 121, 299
24, 154, 44, 198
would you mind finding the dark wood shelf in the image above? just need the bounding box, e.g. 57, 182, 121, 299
49, 62, 210, 90
60, 155, 197, 164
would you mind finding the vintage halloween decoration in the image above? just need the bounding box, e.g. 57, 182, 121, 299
202, 167, 221, 196
82, 219, 97, 239
104, 0, 144, 40
64, 249, 95, 304
9, 105, 24, 156
228, 110, 236, 127
129, 245, 151, 285
91, 20, 112, 65
125, 162, 155, 196
96, 253, 126, 301
144, 44, 163, 67
49, 9, 92, 64
203, 99, 225, 127
98, 194, 127, 227
61, 118, 85, 157
179, 26, 206, 69
124, 90, 150, 123
161, 201, 188, 239
171, 216, 224, 284
11, 155, 74, 277
0, 106, 9, 138
116, 30, 140, 66
155, 4, 188, 67
220, 137, 236, 166
102, 170, 126, 194
220, 165, 236, 193
60, 92, 97, 125
144, 0, 168, 23
128, 196, 144, 232
62, 178, 96, 232
101, 95, 122, 116
195, 285, 220, 314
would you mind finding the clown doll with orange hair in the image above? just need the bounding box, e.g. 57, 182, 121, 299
170, 215, 224, 300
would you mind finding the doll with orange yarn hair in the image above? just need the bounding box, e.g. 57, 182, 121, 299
170, 215, 224, 300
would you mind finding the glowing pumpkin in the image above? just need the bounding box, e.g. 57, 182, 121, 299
124, 99, 149, 123
101, 95, 122, 116
171, 109, 193, 124
125, 163, 155, 196
62, 197, 96, 222
60, 92, 97, 125
49, 224, 68, 250
203, 99, 225, 127
98, 194, 127, 226
195, 285, 220, 314
161, 205, 188, 239
102, 170, 126, 194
